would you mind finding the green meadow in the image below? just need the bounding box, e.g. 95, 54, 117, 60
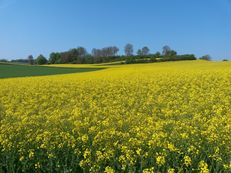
0, 63, 102, 78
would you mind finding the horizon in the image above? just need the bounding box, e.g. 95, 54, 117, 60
0, 0, 231, 60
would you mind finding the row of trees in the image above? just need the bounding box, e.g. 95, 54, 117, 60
42, 44, 196, 65
0, 56, 48, 65
0, 44, 216, 65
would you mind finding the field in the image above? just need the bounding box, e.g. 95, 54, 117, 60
0, 61, 230, 172
0, 63, 102, 78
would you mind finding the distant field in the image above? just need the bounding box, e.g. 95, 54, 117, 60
0, 63, 103, 78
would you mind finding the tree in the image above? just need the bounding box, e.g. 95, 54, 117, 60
28, 55, 34, 65
199, 55, 211, 61
137, 49, 142, 56
76, 47, 88, 57
92, 46, 119, 57
102, 46, 119, 57
0, 59, 8, 63
49, 52, 61, 64
92, 48, 101, 57
142, 46, 150, 56
36, 54, 47, 65
124, 43, 133, 56
11, 59, 29, 64
49, 52, 56, 64
162, 45, 171, 56
168, 50, 177, 57
153, 52, 161, 58
162, 45, 177, 57
111, 46, 119, 56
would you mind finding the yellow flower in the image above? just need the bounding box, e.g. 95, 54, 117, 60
35, 162, 41, 169
156, 155, 166, 166
143, 167, 154, 173
0, 61, 230, 172
184, 156, 192, 166
223, 163, 231, 170
104, 166, 115, 173
48, 153, 55, 159
19, 156, 24, 161
29, 150, 34, 159
167, 168, 175, 173
83, 148, 91, 159
198, 160, 209, 173
167, 143, 177, 151
96, 150, 104, 162
81, 134, 89, 143
136, 148, 142, 156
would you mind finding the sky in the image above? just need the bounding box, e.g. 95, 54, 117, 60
0, 0, 231, 60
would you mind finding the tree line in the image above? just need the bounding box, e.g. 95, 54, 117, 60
0, 44, 218, 65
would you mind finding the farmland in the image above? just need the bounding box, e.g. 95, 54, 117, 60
0, 61, 231, 172
0, 63, 103, 78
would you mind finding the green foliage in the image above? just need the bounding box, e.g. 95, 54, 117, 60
125, 56, 136, 64
137, 49, 142, 56
49, 53, 61, 64
47, 45, 195, 65
0, 59, 8, 63
36, 55, 48, 65
28, 55, 34, 65
11, 59, 29, 64
141, 46, 150, 55
199, 55, 212, 61
125, 54, 196, 64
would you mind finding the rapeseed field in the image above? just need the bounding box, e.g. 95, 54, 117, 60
0, 61, 230, 172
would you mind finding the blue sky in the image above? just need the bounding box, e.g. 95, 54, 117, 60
0, 0, 231, 60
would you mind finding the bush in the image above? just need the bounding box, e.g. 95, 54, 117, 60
199, 55, 211, 61
0, 59, 8, 63
36, 55, 48, 65
125, 57, 136, 64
